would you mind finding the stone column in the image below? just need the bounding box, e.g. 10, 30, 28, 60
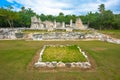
54, 20, 56, 28
70, 19, 73, 27
62, 22, 65, 28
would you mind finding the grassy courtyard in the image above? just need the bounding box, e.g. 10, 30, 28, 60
0, 40, 120, 80
42, 45, 87, 62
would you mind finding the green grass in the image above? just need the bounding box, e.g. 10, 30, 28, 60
22, 29, 48, 33
99, 30, 120, 39
22, 29, 92, 33
0, 40, 120, 80
42, 45, 87, 62
22, 29, 66, 33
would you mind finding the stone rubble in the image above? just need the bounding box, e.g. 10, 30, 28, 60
34, 61, 91, 68
84, 32, 120, 44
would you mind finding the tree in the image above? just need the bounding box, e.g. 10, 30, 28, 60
56, 12, 65, 22
19, 7, 36, 27
102, 10, 114, 29
86, 12, 100, 29
113, 14, 120, 29
21, 6, 25, 12
0, 8, 8, 27
98, 4, 105, 14
98, 4, 114, 30
40, 14, 47, 21
98, 4, 105, 30
0, 6, 19, 28
59, 12, 64, 16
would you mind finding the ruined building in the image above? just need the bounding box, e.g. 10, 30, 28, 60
30, 16, 87, 31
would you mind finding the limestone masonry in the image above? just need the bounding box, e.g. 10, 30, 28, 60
30, 16, 87, 31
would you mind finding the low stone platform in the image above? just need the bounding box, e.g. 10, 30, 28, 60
34, 45, 91, 69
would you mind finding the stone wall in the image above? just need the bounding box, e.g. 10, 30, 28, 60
32, 32, 120, 44
0, 28, 120, 44
0, 28, 17, 39
32, 32, 84, 40
0, 28, 24, 39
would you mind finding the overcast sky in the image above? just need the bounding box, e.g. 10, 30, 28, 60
0, 0, 120, 15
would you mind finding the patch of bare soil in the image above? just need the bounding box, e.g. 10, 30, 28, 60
92, 48, 107, 51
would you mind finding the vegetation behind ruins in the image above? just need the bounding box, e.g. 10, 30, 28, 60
0, 4, 120, 30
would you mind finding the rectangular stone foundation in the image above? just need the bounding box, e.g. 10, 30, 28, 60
34, 45, 91, 68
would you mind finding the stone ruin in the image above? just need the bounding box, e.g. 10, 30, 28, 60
34, 45, 91, 68
30, 16, 87, 31
0, 28, 120, 44
0, 16, 120, 44
0, 28, 18, 39
75, 18, 85, 29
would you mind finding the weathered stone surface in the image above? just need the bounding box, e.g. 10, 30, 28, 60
82, 62, 91, 68
52, 61, 57, 67
34, 61, 91, 68
57, 62, 65, 67
34, 62, 46, 68
65, 63, 71, 68
71, 62, 76, 67
75, 18, 86, 30
31, 16, 42, 29
76, 62, 82, 67
15, 33, 24, 38
32, 32, 83, 40
30, 16, 87, 30
46, 62, 55, 68
1, 28, 119, 45
0, 28, 18, 39
66, 28, 73, 32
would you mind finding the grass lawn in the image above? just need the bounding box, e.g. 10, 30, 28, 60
22, 29, 92, 33
42, 45, 87, 62
99, 30, 120, 39
22, 29, 66, 33
0, 40, 120, 80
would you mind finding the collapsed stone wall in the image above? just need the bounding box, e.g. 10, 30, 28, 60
32, 32, 85, 40
0, 28, 120, 44
31, 32, 120, 44
0, 29, 17, 39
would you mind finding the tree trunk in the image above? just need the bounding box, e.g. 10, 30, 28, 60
11, 20, 14, 28
87, 21, 90, 27
99, 26, 102, 31
7, 19, 12, 28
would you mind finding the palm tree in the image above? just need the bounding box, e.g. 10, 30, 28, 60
98, 4, 105, 14
21, 6, 25, 12
98, 4, 105, 30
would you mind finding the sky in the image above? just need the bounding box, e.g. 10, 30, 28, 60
0, 0, 120, 15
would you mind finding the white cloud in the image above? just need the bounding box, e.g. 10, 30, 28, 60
7, 0, 14, 3
6, 0, 120, 15
73, 0, 119, 14
104, 0, 119, 9
7, 0, 73, 15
